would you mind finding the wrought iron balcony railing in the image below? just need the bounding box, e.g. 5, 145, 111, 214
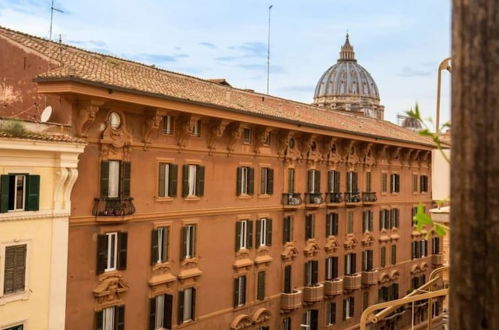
92, 197, 136, 217
325, 192, 343, 203
344, 192, 362, 203
304, 192, 324, 205
281, 193, 302, 207
362, 192, 377, 203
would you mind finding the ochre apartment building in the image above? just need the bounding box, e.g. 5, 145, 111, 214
0, 26, 443, 330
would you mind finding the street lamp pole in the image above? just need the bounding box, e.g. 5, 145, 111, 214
435, 57, 452, 133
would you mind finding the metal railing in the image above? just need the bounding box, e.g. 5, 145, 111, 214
362, 192, 377, 203
304, 192, 324, 204
326, 192, 343, 203
281, 193, 302, 206
92, 197, 136, 217
344, 192, 361, 203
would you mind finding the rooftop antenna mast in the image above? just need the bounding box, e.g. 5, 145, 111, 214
266, 4, 273, 94
49, 0, 64, 41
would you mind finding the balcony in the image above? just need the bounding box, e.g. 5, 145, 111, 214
281, 193, 302, 210
303, 284, 324, 303
362, 192, 377, 205
325, 192, 343, 207
344, 192, 362, 207
343, 273, 362, 290
92, 197, 135, 221
304, 193, 324, 208
280, 290, 302, 310
432, 254, 444, 267
361, 270, 379, 286
324, 278, 343, 296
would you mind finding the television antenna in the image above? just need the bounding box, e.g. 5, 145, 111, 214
49, 0, 64, 41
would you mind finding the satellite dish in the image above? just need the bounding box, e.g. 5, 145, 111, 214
40, 106, 53, 123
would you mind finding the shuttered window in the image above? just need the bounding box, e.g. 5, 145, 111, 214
391, 245, 397, 265
362, 210, 373, 232
283, 265, 292, 293
413, 174, 418, 193
233, 276, 247, 307
282, 317, 291, 330
328, 170, 340, 193
236, 166, 254, 196
308, 170, 321, 193
432, 237, 441, 254
183, 165, 205, 197
3, 244, 27, 294
345, 253, 356, 275
346, 172, 358, 193
151, 227, 169, 265
379, 209, 390, 230
283, 216, 293, 243
305, 214, 315, 240
181, 224, 196, 260
381, 173, 388, 193
235, 220, 253, 251
365, 172, 372, 192
390, 209, 400, 228
256, 218, 272, 247
347, 211, 354, 234
0, 174, 40, 213
178, 287, 196, 324
95, 305, 125, 330
158, 163, 178, 197
100, 161, 131, 199
420, 175, 429, 192
327, 302, 336, 325
381, 246, 386, 267
96, 232, 127, 274
326, 213, 339, 236
411, 206, 418, 226
257, 271, 266, 301
149, 294, 172, 330
287, 168, 295, 193
362, 250, 374, 271
390, 173, 400, 193
260, 168, 274, 195
305, 260, 319, 286
326, 256, 338, 280
191, 120, 201, 136
343, 296, 355, 320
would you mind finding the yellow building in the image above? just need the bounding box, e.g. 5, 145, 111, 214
0, 120, 85, 330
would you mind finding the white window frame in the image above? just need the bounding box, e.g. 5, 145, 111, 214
108, 160, 120, 198
103, 306, 115, 330
162, 115, 172, 135
183, 287, 194, 322
185, 225, 195, 259
259, 218, 267, 246
12, 175, 26, 211
188, 165, 197, 196
0, 240, 30, 303
105, 232, 118, 272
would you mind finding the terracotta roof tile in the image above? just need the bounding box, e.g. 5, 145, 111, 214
0, 131, 86, 143
0, 26, 433, 147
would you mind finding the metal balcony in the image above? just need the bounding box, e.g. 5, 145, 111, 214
281, 193, 302, 209
325, 192, 343, 207
92, 197, 135, 217
362, 192, 377, 205
344, 192, 362, 206
304, 193, 324, 208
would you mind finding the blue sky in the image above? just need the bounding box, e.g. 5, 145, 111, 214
0, 0, 451, 124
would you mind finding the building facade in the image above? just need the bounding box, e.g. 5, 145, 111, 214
0, 26, 442, 330
0, 122, 85, 330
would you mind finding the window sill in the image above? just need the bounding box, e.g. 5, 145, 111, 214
233, 303, 252, 312
177, 320, 198, 329
0, 290, 30, 306
184, 196, 200, 201
155, 196, 174, 202
258, 194, 271, 199
237, 195, 252, 199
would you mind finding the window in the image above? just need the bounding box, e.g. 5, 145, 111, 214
343, 296, 355, 320
305, 260, 319, 286
181, 224, 196, 259
379, 283, 399, 302
151, 227, 169, 265
305, 214, 315, 240
422, 239, 428, 257
346, 171, 358, 193
3, 244, 27, 295
412, 275, 426, 290
263, 132, 271, 146
4, 325, 23, 330
257, 271, 266, 301
362, 250, 374, 271
162, 115, 173, 135
362, 210, 373, 232
149, 294, 172, 330
283, 216, 293, 243
326, 213, 339, 236
390, 173, 400, 193
420, 175, 429, 192
308, 170, 321, 193
282, 317, 291, 330
390, 209, 400, 228
287, 168, 295, 193
233, 276, 247, 307
182, 165, 205, 197
236, 166, 254, 196
95, 305, 125, 330
363, 291, 369, 310
380, 247, 386, 267
283, 265, 292, 293
0, 174, 40, 213
412, 174, 418, 193
191, 120, 201, 136
178, 287, 196, 323
158, 163, 178, 198
365, 172, 372, 192
260, 168, 274, 195
411, 240, 428, 259
327, 302, 336, 325
345, 253, 356, 275
412, 206, 418, 226
347, 211, 354, 234
256, 218, 272, 247
242, 127, 252, 144
379, 209, 390, 230
328, 170, 340, 193
432, 237, 441, 254
100, 161, 131, 199
381, 173, 388, 193
97, 232, 127, 274
391, 245, 397, 265
303, 310, 318, 330
235, 220, 253, 251
325, 256, 338, 280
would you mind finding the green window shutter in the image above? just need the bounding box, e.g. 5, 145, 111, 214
343, 299, 347, 320
235, 221, 241, 252
268, 168, 274, 194
391, 245, 397, 265
283, 216, 290, 243
195, 165, 205, 197
95, 310, 103, 330
164, 294, 173, 328
0, 175, 10, 213
349, 297, 355, 318
236, 167, 242, 196
25, 175, 40, 211
191, 225, 197, 257
327, 171, 333, 192
182, 165, 189, 197
191, 288, 196, 320
241, 276, 246, 305
149, 298, 156, 330
247, 220, 253, 249
312, 260, 318, 284
100, 161, 109, 198
247, 167, 254, 195
260, 168, 266, 194
287, 168, 295, 193
284, 265, 292, 293
96, 234, 107, 275
151, 229, 159, 265
178, 290, 185, 324
117, 232, 128, 270
306, 215, 312, 240
381, 247, 386, 267
335, 171, 340, 192
255, 220, 261, 246
353, 172, 358, 192
169, 164, 178, 197
164, 227, 170, 261
233, 278, 239, 307
120, 162, 131, 198
115, 305, 125, 330
332, 214, 338, 235
266, 219, 272, 246
308, 170, 313, 193
315, 170, 321, 192
159, 163, 166, 197
257, 271, 265, 300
